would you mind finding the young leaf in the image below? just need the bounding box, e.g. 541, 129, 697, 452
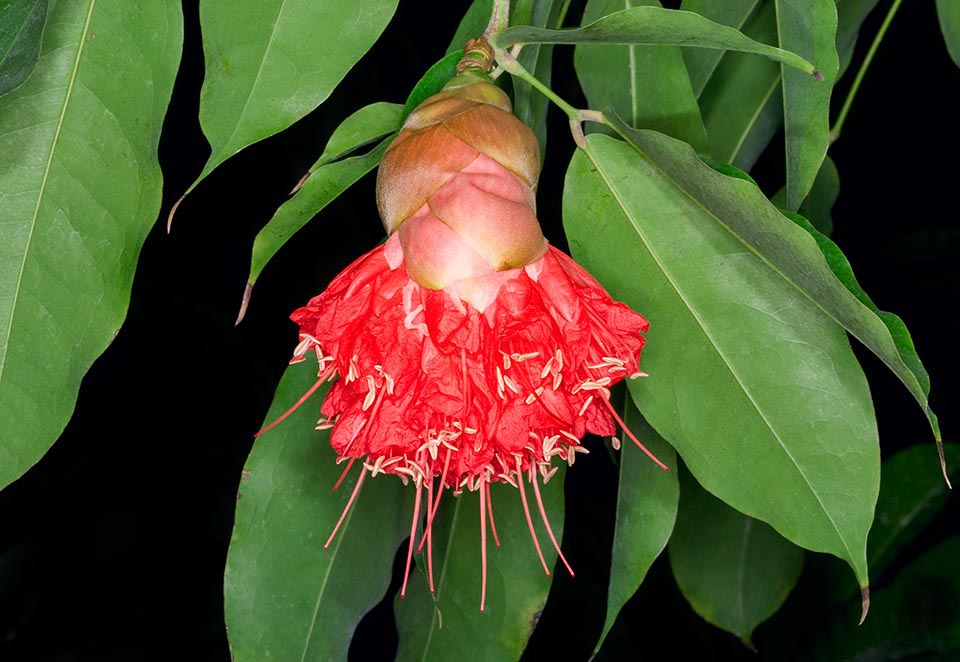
680, 0, 761, 96
936, 0, 960, 68
491, 6, 819, 76
669, 466, 803, 645
174, 0, 399, 222
0, 1, 182, 491
575, 0, 709, 153
225, 357, 411, 661
314, 101, 401, 168
395, 469, 566, 661
595, 401, 678, 654
776, 0, 838, 210
0, 0, 47, 96
564, 131, 879, 590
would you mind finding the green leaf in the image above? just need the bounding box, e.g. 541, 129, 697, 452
395, 469, 566, 661
575, 0, 708, 152
595, 400, 678, 654
181, 0, 398, 213
491, 6, 819, 75
511, 0, 564, 159
869, 442, 960, 580
812, 537, 960, 659
564, 130, 879, 587
669, 466, 803, 644
240, 102, 402, 317
447, 0, 493, 55
401, 52, 462, 121
776, 0, 838, 210
773, 155, 839, 235
0, 0, 47, 96
780, 210, 940, 443
835, 0, 881, 76
697, 1, 783, 170
225, 357, 412, 661
937, 0, 960, 68
0, 1, 182, 491
679, 0, 761, 96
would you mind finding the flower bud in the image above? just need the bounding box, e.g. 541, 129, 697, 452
376, 72, 547, 290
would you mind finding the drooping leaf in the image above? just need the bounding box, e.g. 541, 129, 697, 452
0, 0, 47, 95
773, 155, 839, 235
0, 1, 182, 491
575, 0, 708, 152
241, 102, 402, 313
835, 0, 881, 76
937, 0, 960, 68
697, 1, 783, 170
778, 210, 939, 442
669, 466, 803, 644
564, 130, 879, 588
868, 442, 960, 580
178, 0, 398, 217
225, 357, 411, 661
811, 537, 960, 659
776, 0, 838, 210
679, 0, 761, 96
491, 6, 819, 75
395, 468, 566, 661
595, 401, 678, 654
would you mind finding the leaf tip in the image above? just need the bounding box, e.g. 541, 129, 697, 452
937, 440, 953, 489
235, 283, 253, 325
859, 586, 870, 624
167, 194, 185, 233
812, 69, 825, 82
290, 171, 310, 195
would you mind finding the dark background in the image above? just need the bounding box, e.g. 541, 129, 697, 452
1, 0, 957, 660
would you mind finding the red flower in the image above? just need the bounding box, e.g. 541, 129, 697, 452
263, 66, 664, 611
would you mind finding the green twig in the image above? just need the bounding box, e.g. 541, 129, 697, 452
829, 0, 903, 144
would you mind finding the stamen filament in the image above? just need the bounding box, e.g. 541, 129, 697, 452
479, 477, 488, 612
530, 466, 574, 577
400, 480, 424, 598
332, 457, 356, 492
601, 397, 669, 471
323, 468, 366, 549
486, 482, 501, 547
515, 457, 550, 576
255, 370, 332, 437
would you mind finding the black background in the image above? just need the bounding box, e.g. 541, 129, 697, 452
1, 1, 958, 660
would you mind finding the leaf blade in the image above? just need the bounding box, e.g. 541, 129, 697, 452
936, 0, 960, 68
0, 0, 47, 95
0, 0, 182, 490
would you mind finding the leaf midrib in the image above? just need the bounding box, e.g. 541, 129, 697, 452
0, 0, 96, 387
586, 142, 857, 568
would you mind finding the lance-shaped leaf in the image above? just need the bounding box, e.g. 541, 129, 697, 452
669, 466, 803, 645
680, 0, 761, 96
564, 130, 879, 591
238, 103, 402, 321
0, 1, 182, 491
0, 0, 47, 95
772, 155, 839, 235
576, 0, 708, 153
835, 0, 881, 76
395, 469, 566, 661
225, 357, 411, 661
491, 6, 819, 76
937, 0, 960, 68
511, 0, 563, 158
776, 0, 838, 210
173, 0, 398, 222
595, 401, 678, 655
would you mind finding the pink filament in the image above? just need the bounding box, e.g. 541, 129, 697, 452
479, 478, 488, 612
400, 479, 423, 598
324, 468, 366, 549
530, 465, 574, 577
601, 396, 669, 471
332, 457, 356, 492
486, 482, 501, 547
515, 457, 550, 576
254, 369, 332, 437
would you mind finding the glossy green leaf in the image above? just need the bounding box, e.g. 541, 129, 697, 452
0, 0, 47, 95
869, 442, 960, 580
679, 0, 761, 96
669, 466, 803, 644
181, 0, 398, 211
242, 102, 402, 311
835, 0, 880, 76
491, 6, 819, 75
395, 468, 566, 661
447, 0, 493, 55
0, 1, 182, 491
564, 130, 879, 587
937, 0, 960, 68
776, 0, 838, 210
697, 1, 783, 170
780, 210, 939, 442
225, 357, 411, 661
812, 537, 960, 659
511, 0, 564, 158
575, 0, 708, 152
595, 400, 678, 654
773, 155, 839, 235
